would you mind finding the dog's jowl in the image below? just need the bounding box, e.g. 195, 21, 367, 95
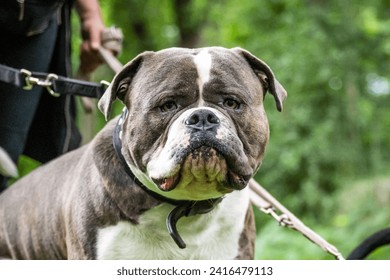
0, 47, 286, 259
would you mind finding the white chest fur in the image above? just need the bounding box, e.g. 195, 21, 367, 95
96, 188, 250, 260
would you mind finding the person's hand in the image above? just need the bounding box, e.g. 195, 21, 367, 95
76, 0, 105, 74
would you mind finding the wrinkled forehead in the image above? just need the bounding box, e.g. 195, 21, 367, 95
132, 47, 260, 100
148, 47, 252, 78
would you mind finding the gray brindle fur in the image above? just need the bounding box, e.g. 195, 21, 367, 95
0, 47, 286, 259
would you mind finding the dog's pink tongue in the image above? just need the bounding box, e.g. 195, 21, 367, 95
159, 177, 176, 191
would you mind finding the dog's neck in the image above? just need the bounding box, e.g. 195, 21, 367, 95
112, 108, 223, 248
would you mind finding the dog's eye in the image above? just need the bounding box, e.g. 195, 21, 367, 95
223, 98, 240, 110
160, 101, 178, 112
117, 83, 129, 95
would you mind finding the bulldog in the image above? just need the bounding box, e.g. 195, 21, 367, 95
0, 47, 286, 259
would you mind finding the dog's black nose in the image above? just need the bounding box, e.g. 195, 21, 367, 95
185, 109, 220, 131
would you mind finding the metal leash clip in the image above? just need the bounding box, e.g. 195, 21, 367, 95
249, 180, 345, 260
20, 69, 60, 97
45, 73, 60, 97
260, 206, 293, 227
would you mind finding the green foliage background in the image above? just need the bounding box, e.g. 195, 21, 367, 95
20, 0, 390, 259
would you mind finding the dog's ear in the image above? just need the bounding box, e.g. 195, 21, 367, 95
98, 51, 153, 120
233, 48, 287, 112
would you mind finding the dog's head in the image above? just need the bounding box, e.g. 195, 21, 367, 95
99, 47, 286, 201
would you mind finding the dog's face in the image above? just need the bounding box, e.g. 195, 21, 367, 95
99, 47, 286, 201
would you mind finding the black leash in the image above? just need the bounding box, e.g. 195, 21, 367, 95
347, 228, 390, 259
0, 64, 107, 98
113, 108, 223, 249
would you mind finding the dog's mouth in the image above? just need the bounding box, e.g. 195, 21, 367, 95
152, 173, 181, 191
151, 146, 251, 193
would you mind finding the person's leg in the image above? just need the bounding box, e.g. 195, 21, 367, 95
0, 18, 58, 192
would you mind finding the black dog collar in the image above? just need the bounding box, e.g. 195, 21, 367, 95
113, 108, 223, 249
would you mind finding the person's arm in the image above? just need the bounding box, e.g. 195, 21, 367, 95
75, 0, 105, 73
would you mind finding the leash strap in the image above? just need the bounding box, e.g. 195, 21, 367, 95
347, 228, 390, 259
0, 27, 122, 99
0, 64, 25, 88
248, 180, 345, 260
0, 64, 108, 98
